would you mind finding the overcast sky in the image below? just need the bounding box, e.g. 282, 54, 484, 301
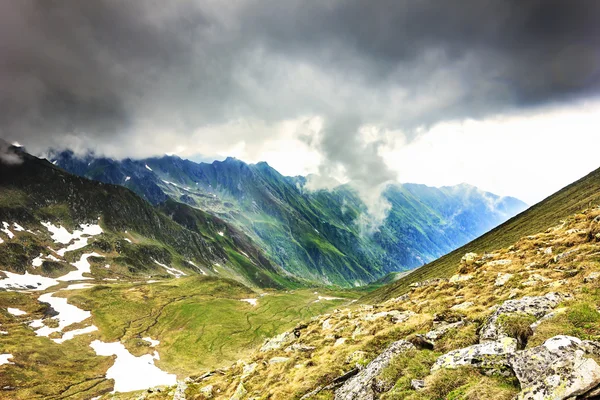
2, 0, 600, 205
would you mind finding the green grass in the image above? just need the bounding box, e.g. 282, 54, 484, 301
0, 277, 357, 398
69, 277, 358, 376
366, 165, 600, 302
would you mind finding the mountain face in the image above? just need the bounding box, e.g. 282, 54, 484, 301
52, 151, 527, 286
367, 164, 600, 302
0, 147, 294, 289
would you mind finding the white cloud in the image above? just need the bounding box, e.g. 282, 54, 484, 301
382, 100, 600, 204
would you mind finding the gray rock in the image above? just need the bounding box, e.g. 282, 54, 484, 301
451, 301, 474, 310
416, 320, 466, 347
411, 379, 425, 391
200, 385, 213, 398
230, 382, 247, 400
431, 337, 517, 372
260, 331, 294, 352
241, 362, 257, 378
449, 274, 473, 283
480, 292, 571, 342
173, 380, 188, 400
284, 343, 316, 353
508, 336, 600, 400
495, 272, 514, 286
269, 356, 291, 364
335, 340, 415, 400
584, 272, 600, 283
461, 252, 479, 266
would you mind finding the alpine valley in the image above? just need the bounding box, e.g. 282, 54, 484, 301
1, 144, 600, 400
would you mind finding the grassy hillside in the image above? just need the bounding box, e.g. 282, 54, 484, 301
175, 205, 600, 400
0, 277, 357, 398
0, 148, 295, 289
366, 165, 600, 302
53, 151, 527, 286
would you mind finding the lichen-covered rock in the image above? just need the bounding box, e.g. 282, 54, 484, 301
173, 380, 188, 400
508, 336, 600, 400
451, 301, 474, 310
480, 293, 571, 342
461, 252, 478, 266
417, 320, 465, 345
269, 356, 290, 364
485, 259, 512, 267
449, 274, 473, 283
431, 337, 517, 372
260, 331, 294, 352
495, 272, 514, 286
335, 340, 415, 400
284, 343, 315, 353
200, 385, 213, 398
411, 379, 425, 391
362, 310, 414, 323
241, 362, 257, 378
584, 271, 600, 283
230, 382, 247, 400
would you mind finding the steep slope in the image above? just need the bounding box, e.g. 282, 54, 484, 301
0, 146, 292, 289
367, 165, 600, 302
168, 205, 600, 400
53, 151, 527, 286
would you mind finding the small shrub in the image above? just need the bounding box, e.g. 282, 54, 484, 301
567, 302, 600, 329
435, 324, 479, 353
498, 313, 536, 349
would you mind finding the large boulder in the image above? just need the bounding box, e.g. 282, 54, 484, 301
508, 336, 600, 400
431, 337, 517, 373
260, 331, 294, 352
480, 293, 571, 342
335, 340, 415, 400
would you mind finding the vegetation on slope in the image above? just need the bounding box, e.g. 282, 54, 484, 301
53, 151, 527, 286
161, 205, 600, 400
366, 165, 600, 302
0, 148, 296, 289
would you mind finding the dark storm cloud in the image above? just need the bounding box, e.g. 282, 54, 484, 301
1, 0, 599, 162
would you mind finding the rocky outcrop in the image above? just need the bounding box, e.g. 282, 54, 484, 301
415, 320, 465, 348
431, 337, 517, 372
509, 336, 600, 400
495, 272, 514, 286
362, 310, 414, 323
335, 340, 415, 400
480, 292, 571, 342
260, 331, 294, 352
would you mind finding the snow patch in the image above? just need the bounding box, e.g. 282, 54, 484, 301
241, 298, 258, 306
89, 340, 176, 393
145, 164, 153, 171
187, 260, 207, 275
57, 252, 103, 282
153, 259, 186, 278
125, 176, 131, 182
32, 291, 95, 343
142, 337, 160, 347
218, 231, 224, 237
41, 222, 103, 256
1, 222, 14, 239
0, 354, 13, 365
7, 308, 26, 316
12, 223, 24, 232
61, 283, 94, 290
54, 325, 98, 344
0, 271, 60, 291
32, 253, 44, 267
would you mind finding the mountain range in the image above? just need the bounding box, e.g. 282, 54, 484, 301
50, 150, 527, 286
